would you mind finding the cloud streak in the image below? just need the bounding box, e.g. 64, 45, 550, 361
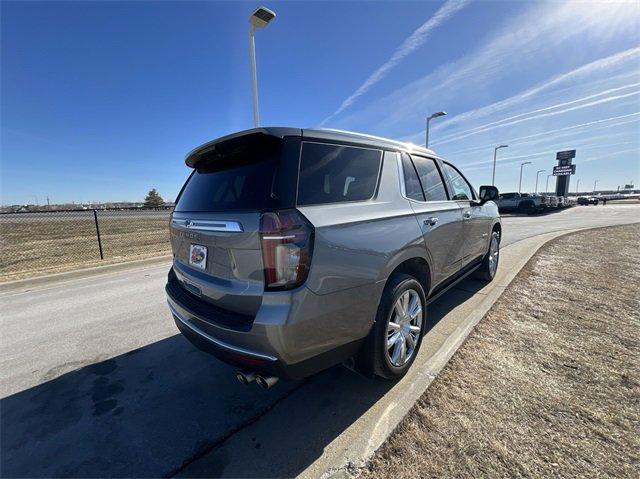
319, 0, 469, 126
431, 89, 640, 146
435, 46, 640, 131
443, 112, 640, 157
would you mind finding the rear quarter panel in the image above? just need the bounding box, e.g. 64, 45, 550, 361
298, 151, 426, 296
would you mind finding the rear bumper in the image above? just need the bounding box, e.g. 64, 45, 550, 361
165, 268, 381, 380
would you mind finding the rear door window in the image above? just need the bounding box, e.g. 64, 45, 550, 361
411, 155, 448, 201
401, 153, 425, 201
297, 143, 382, 206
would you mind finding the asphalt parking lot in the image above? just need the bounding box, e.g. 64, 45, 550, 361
1, 204, 638, 478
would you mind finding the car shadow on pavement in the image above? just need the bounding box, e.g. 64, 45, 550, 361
1, 280, 484, 478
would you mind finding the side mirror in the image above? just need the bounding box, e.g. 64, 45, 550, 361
478, 185, 499, 204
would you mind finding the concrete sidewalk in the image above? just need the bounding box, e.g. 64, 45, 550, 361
176, 227, 589, 479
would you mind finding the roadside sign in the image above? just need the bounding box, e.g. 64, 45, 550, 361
556, 150, 576, 161
553, 164, 576, 176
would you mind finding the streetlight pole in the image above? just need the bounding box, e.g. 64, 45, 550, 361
425, 111, 446, 148
534, 169, 545, 194
248, 7, 276, 128
492, 144, 509, 186
518, 161, 531, 193
545, 174, 553, 194
593, 179, 598, 193
576, 178, 581, 194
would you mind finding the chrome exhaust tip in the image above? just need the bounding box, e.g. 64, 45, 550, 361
236, 370, 256, 385
255, 375, 279, 389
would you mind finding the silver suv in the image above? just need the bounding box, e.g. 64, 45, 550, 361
166, 128, 501, 388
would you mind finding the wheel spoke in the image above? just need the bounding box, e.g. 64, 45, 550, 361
387, 331, 401, 349
405, 332, 416, 350
388, 321, 401, 332
409, 302, 422, 320
391, 339, 402, 364
401, 291, 410, 314
398, 337, 407, 364
409, 324, 421, 333
393, 302, 404, 319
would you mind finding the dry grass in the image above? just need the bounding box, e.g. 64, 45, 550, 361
0, 212, 171, 281
361, 224, 640, 478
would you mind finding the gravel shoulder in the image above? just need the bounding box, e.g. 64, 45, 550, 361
360, 224, 640, 478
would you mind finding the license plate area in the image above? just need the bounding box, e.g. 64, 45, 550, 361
189, 244, 208, 270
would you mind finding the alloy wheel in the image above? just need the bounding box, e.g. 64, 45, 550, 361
386, 289, 423, 367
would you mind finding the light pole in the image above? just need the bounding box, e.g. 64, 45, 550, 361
545, 174, 553, 194
576, 178, 581, 194
534, 169, 545, 194
593, 179, 598, 193
518, 161, 531, 193
425, 111, 446, 148
492, 144, 509, 186
248, 6, 276, 127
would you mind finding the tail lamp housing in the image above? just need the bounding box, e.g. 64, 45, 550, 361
259, 210, 314, 291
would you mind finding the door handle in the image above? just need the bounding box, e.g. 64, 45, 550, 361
424, 217, 438, 226
463, 211, 472, 219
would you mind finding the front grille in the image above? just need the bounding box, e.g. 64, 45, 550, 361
166, 268, 254, 331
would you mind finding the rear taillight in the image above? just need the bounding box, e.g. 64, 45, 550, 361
259, 210, 314, 291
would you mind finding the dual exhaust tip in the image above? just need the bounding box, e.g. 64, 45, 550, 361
236, 370, 279, 389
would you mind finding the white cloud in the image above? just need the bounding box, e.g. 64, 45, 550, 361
443, 112, 640, 157
431, 89, 640, 146
328, 0, 638, 134
435, 47, 640, 131
319, 0, 470, 126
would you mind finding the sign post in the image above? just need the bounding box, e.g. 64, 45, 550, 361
554, 150, 576, 196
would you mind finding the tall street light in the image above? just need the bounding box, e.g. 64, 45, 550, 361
534, 169, 545, 194
593, 179, 598, 193
425, 111, 446, 148
518, 161, 531, 193
249, 6, 276, 127
545, 174, 553, 194
492, 144, 509, 186
576, 178, 581, 194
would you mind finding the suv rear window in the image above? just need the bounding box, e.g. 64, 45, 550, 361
175, 139, 283, 212
297, 142, 382, 206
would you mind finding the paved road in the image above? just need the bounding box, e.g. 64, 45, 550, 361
1, 204, 638, 477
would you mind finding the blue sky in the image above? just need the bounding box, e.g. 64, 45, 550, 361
1, 0, 639, 205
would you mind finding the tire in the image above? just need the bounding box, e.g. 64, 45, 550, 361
474, 230, 500, 281
360, 274, 427, 379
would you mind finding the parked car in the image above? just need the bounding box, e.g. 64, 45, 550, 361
577, 196, 599, 205
545, 195, 559, 208
165, 128, 502, 387
557, 196, 566, 207
496, 192, 549, 214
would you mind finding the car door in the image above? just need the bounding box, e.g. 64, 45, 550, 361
440, 161, 491, 266
500, 193, 518, 211
400, 153, 464, 287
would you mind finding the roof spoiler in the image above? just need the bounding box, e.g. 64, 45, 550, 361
185, 127, 301, 168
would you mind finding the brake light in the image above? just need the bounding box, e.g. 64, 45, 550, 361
260, 210, 314, 291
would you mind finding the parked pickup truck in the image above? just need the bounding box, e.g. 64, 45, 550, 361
496, 192, 549, 214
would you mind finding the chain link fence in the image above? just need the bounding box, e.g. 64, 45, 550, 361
0, 209, 172, 281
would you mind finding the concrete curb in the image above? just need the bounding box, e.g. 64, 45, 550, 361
0, 255, 172, 294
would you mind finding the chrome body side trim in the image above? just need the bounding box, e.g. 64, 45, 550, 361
171, 218, 244, 232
